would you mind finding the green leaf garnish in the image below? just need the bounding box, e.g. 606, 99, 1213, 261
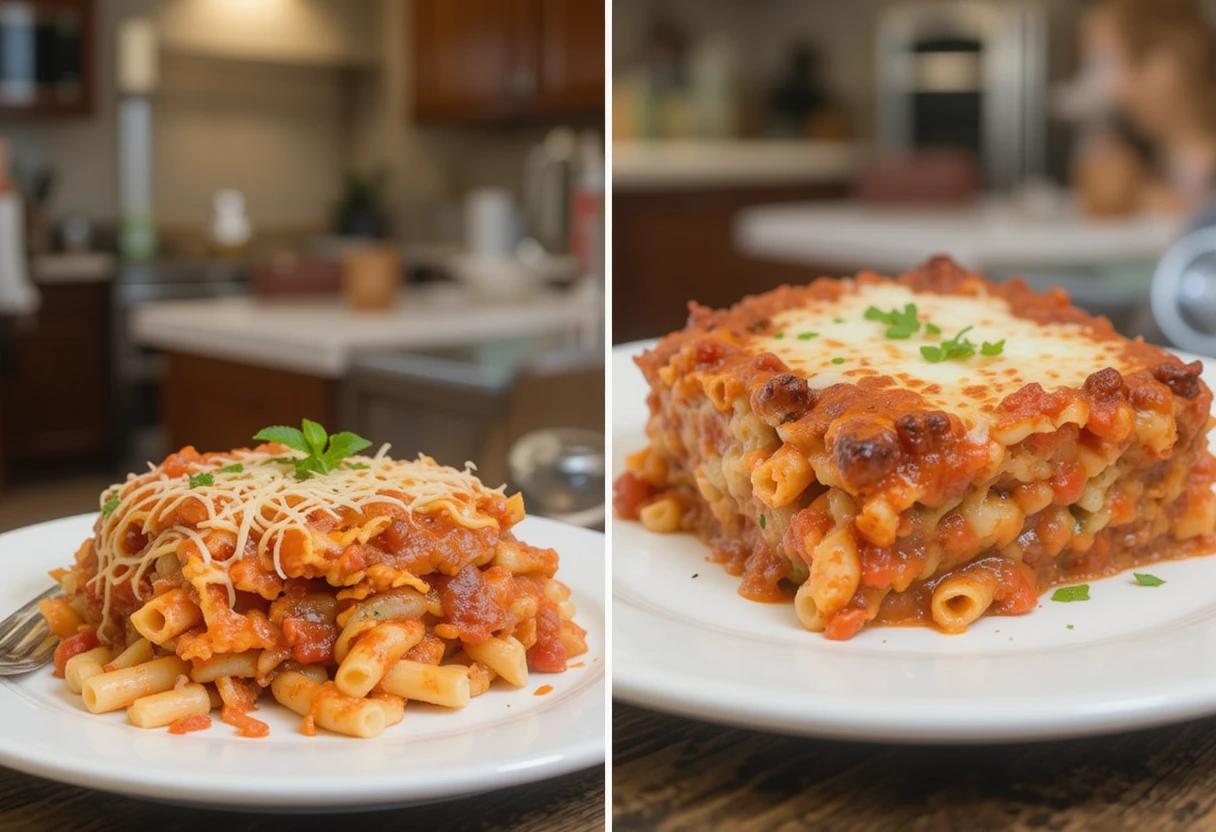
773, 332, 785, 339
758, 514, 766, 529
833, 317, 845, 324
925, 323, 941, 336
216, 463, 244, 474
101, 495, 121, 516
1051, 585, 1090, 603
1134, 573, 1165, 587
1067, 624, 1074, 630
346, 462, 371, 470
797, 332, 818, 340
188, 472, 214, 489
252, 425, 309, 453
301, 418, 328, 456
254, 420, 372, 480
981, 339, 1005, 356
921, 326, 976, 363
865, 303, 921, 339
830, 357, 845, 365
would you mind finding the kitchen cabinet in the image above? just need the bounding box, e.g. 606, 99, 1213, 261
161, 353, 338, 454
412, 0, 602, 123
0, 0, 95, 117
0, 281, 108, 480
613, 183, 848, 342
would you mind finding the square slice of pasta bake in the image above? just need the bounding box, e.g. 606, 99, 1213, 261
615, 256, 1216, 639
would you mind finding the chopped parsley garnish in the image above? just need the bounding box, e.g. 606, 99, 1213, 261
216, 463, 244, 474
188, 472, 214, 489
1134, 573, 1166, 587
921, 326, 976, 363
773, 331, 785, 339
1067, 624, 1075, 630
254, 419, 372, 481
101, 495, 121, 516
1051, 585, 1090, 603
831, 357, 845, 365
758, 514, 766, 529
864, 303, 920, 339
797, 331, 818, 340
346, 462, 370, 470
925, 322, 941, 336
833, 317, 845, 324
981, 339, 1005, 356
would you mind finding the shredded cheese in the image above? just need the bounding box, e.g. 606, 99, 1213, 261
90, 445, 507, 641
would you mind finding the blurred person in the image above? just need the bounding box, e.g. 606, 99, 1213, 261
1070, 0, 1216, 218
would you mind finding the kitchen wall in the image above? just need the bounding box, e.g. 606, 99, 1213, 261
2, 0, 558, 242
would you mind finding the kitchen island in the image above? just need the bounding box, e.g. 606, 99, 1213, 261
131, 284, 599, 451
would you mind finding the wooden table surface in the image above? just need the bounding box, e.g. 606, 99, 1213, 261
0, 763, 603, 831
614, 703, 1216, 831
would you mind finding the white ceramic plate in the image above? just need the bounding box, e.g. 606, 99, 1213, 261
0, 514, 604, 809
613, 340, 1216, 743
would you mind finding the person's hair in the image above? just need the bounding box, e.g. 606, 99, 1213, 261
1104, 0, 1216, 124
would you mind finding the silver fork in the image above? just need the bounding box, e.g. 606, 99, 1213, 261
0, 587, 61, 675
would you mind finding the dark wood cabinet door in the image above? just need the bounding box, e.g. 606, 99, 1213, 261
412, 0, 522, 122
534, 0, 603, 115
411, 0, 602, 123
0, 282, 109, 472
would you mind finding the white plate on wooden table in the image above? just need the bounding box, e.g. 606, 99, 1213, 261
613, 340, 1216, 743
0, 514, 605, 810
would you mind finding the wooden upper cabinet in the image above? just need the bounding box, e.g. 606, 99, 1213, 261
0, 0, 95, 118
535, 0, 603, 115
411, 0, 602, 123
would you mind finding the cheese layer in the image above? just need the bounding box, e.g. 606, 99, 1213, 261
756, 282, 1131, 426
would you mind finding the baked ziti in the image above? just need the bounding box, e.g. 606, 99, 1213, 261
39, 420, 586, 737
615, 256, 1216, 639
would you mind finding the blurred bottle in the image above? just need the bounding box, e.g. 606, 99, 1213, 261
0, 141, 39, 316
689, 35, 738, 139
570, 132, 603, 283
210, 189, 252, 259
765, 42, 849, 140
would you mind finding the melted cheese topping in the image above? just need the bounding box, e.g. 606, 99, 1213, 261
758, 282, 1131, 425
92, 446, 506, 637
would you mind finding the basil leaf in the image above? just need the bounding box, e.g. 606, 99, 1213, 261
301, 418, 328, 456
325, 431, 373, 466
101, 496, 121, 516
188, 472, 214, 488
253, 425, 309, 453
1133, 573, 1165, 587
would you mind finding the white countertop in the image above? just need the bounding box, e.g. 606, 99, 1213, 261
131, 285, 599, 377
736, 199, 1184, 272
31, 252, 116, 284
613, 140, 862, 190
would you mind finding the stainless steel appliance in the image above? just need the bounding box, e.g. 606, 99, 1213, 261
110, 262, 247, 471
876, 0, 1047, 189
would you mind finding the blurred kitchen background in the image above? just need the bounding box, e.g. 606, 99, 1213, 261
613, 0, 1216, 353
0, 0, 605, 531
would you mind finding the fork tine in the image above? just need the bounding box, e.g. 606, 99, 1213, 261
0, 586, 62, 674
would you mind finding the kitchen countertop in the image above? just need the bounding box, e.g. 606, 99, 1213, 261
131, 284, 600, 377
30, 253, 116, 285
736, 198, 1183, 272
613, 140, 861, 191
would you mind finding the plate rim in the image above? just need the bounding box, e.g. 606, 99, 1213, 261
0, 513, 606, 809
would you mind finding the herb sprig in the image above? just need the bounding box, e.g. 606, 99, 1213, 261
254, 419, 372, 481
864, 303, 921, 339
